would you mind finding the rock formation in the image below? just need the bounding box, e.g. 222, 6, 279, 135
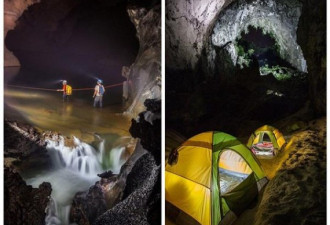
4, 0, 39, 66
94, 153, 160, 225
4, 121, 52, 225
130, 99, 161, 164
70, 99, 161, 225
208, 0, 306, 77
166, 0, 234, 70
254, 119, 326, 225
297, 0, 326, 116
5, 167, 52, 225
166, 0, 326, 115
125, 3, 161, 115
4, 121, 48, 166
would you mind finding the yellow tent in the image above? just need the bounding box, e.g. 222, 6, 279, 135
247, 125, 285, 150
166, 131, 267, 225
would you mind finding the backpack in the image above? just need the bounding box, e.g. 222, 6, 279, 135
66, 85, 72, 95
99, 85, 105, 95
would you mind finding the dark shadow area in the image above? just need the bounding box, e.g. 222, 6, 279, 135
166, 24, 308, 138
166, 64, 308, 138
5, 0, 139, 90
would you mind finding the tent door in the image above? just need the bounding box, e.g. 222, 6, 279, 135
261, 132, 271, 143
221, 173, 258, 215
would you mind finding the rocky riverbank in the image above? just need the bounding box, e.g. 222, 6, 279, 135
70, 98, 161, 225
4, 121, 52, 225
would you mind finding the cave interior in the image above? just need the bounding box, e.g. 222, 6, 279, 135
165, 0, 320, 138
5, 0, 139, 92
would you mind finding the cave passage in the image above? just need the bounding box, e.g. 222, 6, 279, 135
235, 26, 303, 80
5, 0, 139, 90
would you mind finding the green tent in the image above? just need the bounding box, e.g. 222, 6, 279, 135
166, 131, 268, 225
247, 125, 286, 155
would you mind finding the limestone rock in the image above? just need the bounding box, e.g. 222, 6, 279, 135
94, 153, 160, 225
4, 121, 47, 160
209, 0, 306, 75
4, 166, 52, 225
129, 99, 161, 164
70, 183, 108, 225
4, 0, 40, 66
166, 0, 233, 70
297, 0, 326, 115
125, 3, 161, 115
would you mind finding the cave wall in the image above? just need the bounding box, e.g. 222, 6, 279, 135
165, 0, 234, 70
125, 4, 161, 115
297, 0, 326, 115
4, 0, 40, 66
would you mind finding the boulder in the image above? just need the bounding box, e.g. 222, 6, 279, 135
4, 166, 52, 225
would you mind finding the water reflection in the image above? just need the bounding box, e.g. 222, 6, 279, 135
5, 87, 131, 143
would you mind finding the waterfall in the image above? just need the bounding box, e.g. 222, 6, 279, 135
108, 147, 126, 174
45, 198, 61, 225
98, 139, 105, 163
46, 136, 102, 177
30, 135, 130, 225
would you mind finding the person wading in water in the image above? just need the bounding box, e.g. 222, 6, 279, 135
93, 79, 105, 108
57, 80, 72, 101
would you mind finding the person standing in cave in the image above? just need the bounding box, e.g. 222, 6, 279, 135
57, 80, 71, 102
93, 79, 105, 108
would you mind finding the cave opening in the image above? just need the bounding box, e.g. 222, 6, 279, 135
235, 26, 304, 81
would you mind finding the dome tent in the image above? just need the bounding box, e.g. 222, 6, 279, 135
165, 131, 268, 225
247, 125, 285, 155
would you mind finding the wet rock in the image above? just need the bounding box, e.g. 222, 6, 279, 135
144, 98, 161, 113
129, 99, 161, 165
97, 170, 115, 179
70, 142, 147, 225
4, 121, 48, 161
123, 153, 155, 199
94, 153, 160, 225
70, 183, 108, 225
125, 2, 161, 115
4, 166, 52, 225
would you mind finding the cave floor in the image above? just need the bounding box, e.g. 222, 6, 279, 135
4, 87, 131, 143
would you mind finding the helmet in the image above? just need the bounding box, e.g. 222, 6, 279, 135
62, 80, 67, 84
97, 79, 103, 84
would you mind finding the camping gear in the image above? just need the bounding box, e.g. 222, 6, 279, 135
165, 131, 268, 225
247, 125, 285, 156
99, 85, 105, 95
251, 142, 274, 156
66, 85, 72, 95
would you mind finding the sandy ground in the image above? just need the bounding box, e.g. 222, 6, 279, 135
165, 117, 326, 225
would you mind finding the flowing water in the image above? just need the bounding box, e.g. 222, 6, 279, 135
21, 135, 130, 225
5, 67, 134, 224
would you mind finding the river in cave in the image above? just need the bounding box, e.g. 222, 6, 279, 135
4, 67, 134, 225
